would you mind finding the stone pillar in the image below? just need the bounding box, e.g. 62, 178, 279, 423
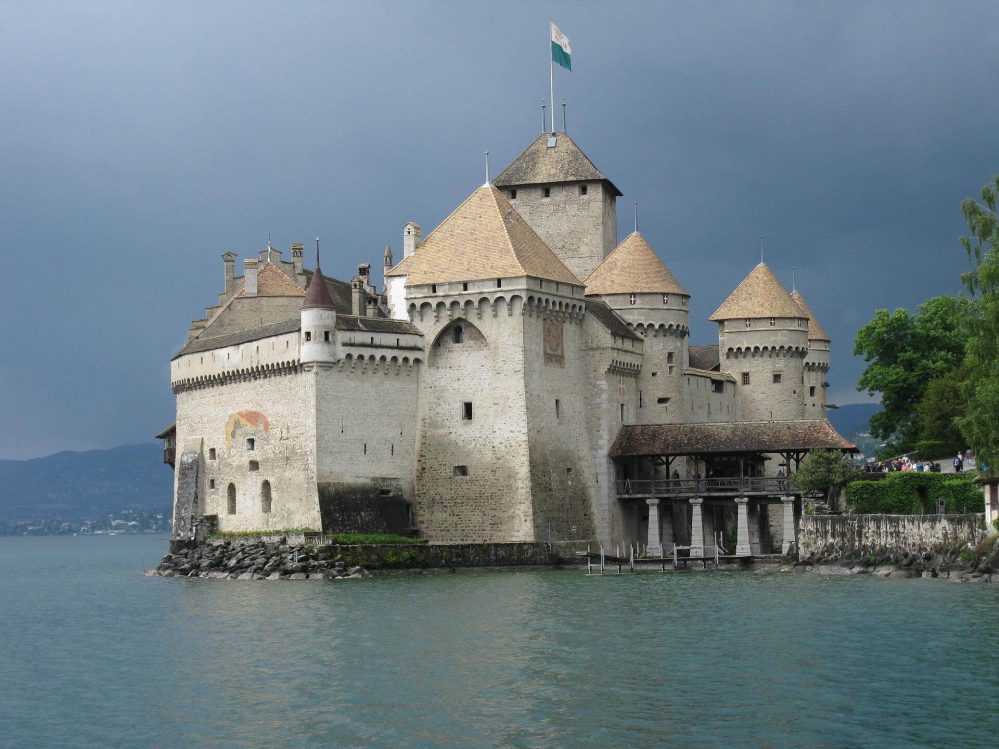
646, 499, 663, 557
689, 498, 704, 557
735, 497, 751, 556
781, 496, 796, 555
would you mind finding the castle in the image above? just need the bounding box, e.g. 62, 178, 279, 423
160, 130, 853, 557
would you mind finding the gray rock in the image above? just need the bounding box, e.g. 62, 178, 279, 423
873, 566, 893, 577
236, 572, 254, 580
266, 572, 283, 580
288, 572, 308, 580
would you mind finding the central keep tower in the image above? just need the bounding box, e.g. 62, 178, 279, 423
494, 133, 621, 281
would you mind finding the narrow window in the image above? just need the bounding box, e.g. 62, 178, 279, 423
209, 448, 217, 460
391, 443, 394, 456
579, 184, 588, 196
742, 372, 751, 386
638, 391, 643, 408
496, 278, 502, 288
662, 294, 669, 305
260, 480, 272, 513
370, 336, 375, 345
453, 465, 469, 477
246, 438, 255, 451
657, 397, 670, 405
651, 371, 657, 377
249, 460, 259, 471
797, 318, 803, 327
463, 282, 468, 292
555, 399, 561, 418
396, 338, 400, 346
772, 373, 782, 384
323, 331, 331, 342
543, 187, 551, 198
770, 317, 776, 327
567, 467, 574, 478
809, 385, 816, 397
712, 381, 724, 393
462, 402, 473, 420
745, 319, 751, 328
305, 331, 312, 342
668, 365, 675, 375
226, 484, 236, 515
431, 284, 437, 293
509, 189, 517, 199
667, 352, 674, 364
363, 443, 367, 455
620, 404, 625, 421
209, 479, 216, 490
629, 294, 637, 305
453, 325, 464, 343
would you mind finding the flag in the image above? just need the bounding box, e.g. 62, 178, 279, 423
551, 22, 571, 71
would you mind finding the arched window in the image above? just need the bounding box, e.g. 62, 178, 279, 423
453, 325, 464, 343
261, 480, 272, 513
226, 483, 236, 515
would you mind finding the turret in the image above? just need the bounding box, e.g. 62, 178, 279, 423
383, 244, 393, 277
584, 231, 690, 423
222, 251, 237, 293
710, 263, 809, 421
300, 242, 337, 366
791, 289, 831, 414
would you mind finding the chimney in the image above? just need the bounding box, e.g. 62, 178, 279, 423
366, 296, 379, 316
244, 259, 259, 296
291, 243, 304, 278
352, 281, 365, 317
357, 263, 371, 292
403, 222, 421, 258
223, 252, 237, 293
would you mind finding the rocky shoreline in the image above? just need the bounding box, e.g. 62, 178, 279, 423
145, 540, 372, 580
798, 535, 999, 582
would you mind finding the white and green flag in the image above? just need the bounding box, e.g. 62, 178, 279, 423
551, 22, 571, 71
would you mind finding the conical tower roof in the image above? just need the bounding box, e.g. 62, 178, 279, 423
404, 184, 581, 286
302, 252, 335, 310
583, 231, 688, 296
791, 290, 831, 341
709, 262, 804, 321
493, 133, 622, 196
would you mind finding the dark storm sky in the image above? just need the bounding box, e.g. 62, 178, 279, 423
2, 1, 996, 459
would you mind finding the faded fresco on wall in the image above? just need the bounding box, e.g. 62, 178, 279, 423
225, 410, 270, 449
543, 317, 564, 367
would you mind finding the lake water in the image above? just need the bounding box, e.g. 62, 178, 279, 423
1, 536, 998, 748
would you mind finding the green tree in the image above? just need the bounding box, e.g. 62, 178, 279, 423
958, 176, 999, 472
854, 295, 969, 454
793, 449, 852, 504
915, 365, 969, 458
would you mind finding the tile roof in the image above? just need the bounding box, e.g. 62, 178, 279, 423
404, 184, 581, 287
256, 263, 305, 297
384, 253, 415, 277
610, 420, 857, 457
709, 262, 805, 321
790, 290, 831, 342
585, 299, 642, 341
335, 315, 421, 334
687, 344, 720, 371
584, 231, 688, 296
301, 269, 354, 314
493, 133, 622, 196
302, 265, 335, 309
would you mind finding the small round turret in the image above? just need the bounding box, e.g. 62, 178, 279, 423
300, 240, 337, 366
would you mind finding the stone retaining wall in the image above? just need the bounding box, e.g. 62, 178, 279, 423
799, 513, 984, 559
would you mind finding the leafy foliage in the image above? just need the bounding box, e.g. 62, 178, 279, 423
853, 296, 969, 454
329, 533, 426, 545
915, 366, 969, 457
958, 176, 999, 472
846, 473, 981, 514
792, 450, 853, 499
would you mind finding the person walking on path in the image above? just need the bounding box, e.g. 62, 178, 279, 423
954, 453, 963, 473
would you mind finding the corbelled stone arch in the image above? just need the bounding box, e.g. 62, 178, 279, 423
429, 318, 489, 367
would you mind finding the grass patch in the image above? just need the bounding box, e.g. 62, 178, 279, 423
330, 533, 426, 545
208, 528, 311, 540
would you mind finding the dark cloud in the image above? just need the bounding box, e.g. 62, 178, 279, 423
1, 1, 995, 458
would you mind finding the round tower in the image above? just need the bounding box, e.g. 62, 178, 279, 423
300, 242, 337, 366
585, 231, 690, 423
791, 289, 831, 415
710, 263, 809, 421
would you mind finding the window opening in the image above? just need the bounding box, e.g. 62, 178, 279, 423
305, 331, 312, 342
226, 484, 236, 515
809, 385, 816, 397
463, 282, 468, 291
509, 189, 517, 199
496, 278, 502, 288
629, 294, 637, 305
246, 438, 255, 451
579, 184, 588, 196
462, 402, 473, 420
662, 294, 669, 305
712, 381, 724, 393
209, 448, 216, 460
249, 460, 259, 471
745, 319, 751, 328
657, 397, 670, 405
543, 187, 551, 198
431, 284, 437, 293
209, 479, 216, 490
555, 399, 561, 418
620, 404, 625, 421
324, 331, 331, 342
453, 325, 464, 343
742, 372, 751, 385
261, 480, 272, 513
772, 373, 782, 384
453, 465, 469, 477
769, 318, 776, 327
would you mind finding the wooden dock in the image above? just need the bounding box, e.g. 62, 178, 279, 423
576, 537, 753, 573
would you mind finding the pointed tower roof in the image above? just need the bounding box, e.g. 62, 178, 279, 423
493, 133, 622, 196
791, 290, 831, 341
302, 248, 335, 310
709, 263, 804, 321
404, 184, 581, 286
583, 231, 688, 296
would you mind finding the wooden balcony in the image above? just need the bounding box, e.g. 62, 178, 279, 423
617, 477, 794, 499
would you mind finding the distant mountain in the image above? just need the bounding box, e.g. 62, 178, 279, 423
827, 403, 880, 438
0, 443, 172, 521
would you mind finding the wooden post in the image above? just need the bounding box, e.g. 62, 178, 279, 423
629, 544, 634, 572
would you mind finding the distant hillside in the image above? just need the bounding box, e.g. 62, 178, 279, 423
0, 443, 172, 521
827, 403, 880, 438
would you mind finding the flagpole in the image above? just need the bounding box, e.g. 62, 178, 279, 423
549, 20, 555, 133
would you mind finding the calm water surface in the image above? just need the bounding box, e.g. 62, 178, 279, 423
1, 536, 998, 748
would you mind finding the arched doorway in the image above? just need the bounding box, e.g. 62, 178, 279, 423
261, 480, 272, 513
227, 483, 236, 515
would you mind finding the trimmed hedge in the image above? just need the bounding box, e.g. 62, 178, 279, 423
847, 472, 981, 514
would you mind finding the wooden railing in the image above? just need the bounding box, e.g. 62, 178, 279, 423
616, 477, 792, 498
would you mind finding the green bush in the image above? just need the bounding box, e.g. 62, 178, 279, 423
846, 473, 981, 514
329, 533, 426, 545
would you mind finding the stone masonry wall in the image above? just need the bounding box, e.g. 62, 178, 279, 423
799, 514, 985, 559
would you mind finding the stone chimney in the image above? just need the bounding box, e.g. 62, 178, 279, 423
223, 252, 237, 293
352, 281, 365, 317
403, 222, 421, 258
244, 259, 259, 296
357, 263, 371, 292
291, 243, 304, 278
